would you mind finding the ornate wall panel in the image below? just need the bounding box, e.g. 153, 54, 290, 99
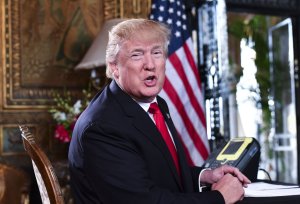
1, 0, 95, 110
0, 0, 152, 167
0, 1, 151, 201
0, 0, 107, 167
104, 0, 151, 20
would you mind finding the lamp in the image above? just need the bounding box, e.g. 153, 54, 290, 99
75, 18, 125, 89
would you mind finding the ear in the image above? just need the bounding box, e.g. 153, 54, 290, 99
109, 62, 119, 79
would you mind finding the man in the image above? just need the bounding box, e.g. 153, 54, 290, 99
69, 18, 250, 204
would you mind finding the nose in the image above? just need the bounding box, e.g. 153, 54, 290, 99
144, 53, 155, 70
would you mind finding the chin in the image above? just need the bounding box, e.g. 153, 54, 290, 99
140, 94, 157, 102
139, 87, 161, 98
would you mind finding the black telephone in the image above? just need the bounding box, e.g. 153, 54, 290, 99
202, 137, 260, 181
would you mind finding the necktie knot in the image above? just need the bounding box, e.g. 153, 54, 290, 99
148, 102, 160, 114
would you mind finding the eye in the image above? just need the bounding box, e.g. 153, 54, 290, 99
153, 50, 163, 58
131, 52, 143, 60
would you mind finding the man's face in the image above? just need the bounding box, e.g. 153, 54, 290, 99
111, 34, 167, 102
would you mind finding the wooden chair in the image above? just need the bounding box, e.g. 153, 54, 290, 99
0, 164, 30, 204
19, 125, 65, 204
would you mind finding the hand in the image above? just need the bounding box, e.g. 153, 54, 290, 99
201, 165, 251, 187
211, 173, 244, 204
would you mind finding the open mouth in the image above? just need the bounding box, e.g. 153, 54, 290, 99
146, 75, 155, 81
144, 75, 157, 86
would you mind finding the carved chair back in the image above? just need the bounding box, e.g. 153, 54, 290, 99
19, 125, 65, 204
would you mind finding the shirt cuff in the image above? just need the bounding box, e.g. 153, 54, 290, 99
198, 168, 211, 192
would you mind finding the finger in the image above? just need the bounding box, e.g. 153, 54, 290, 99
220, 165, 252, 186
240, 187, 245, 200
240, 194, 244, 201
231, 168, 251, 185
223, 166, 251, 186
238, 173, 251, 185
221, 165, 239, 174
242, 175, 251, 185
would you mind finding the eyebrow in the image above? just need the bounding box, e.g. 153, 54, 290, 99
130, 45, 163, 53
130, 48, 144, 53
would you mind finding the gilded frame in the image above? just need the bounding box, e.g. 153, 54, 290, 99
0, 124, 32, 156
104, 0, 151, 20
1, 0, 93, 110
0, 0, 151, 159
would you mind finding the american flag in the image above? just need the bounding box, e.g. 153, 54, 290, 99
150, 0, 209, 165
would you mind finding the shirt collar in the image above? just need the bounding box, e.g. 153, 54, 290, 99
136, 98, 157, 112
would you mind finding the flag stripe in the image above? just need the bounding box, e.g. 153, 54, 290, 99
180, 135, 196, 166
168, 49, 207, 127
166, 52, 205, 135
183, 41, 202, 88
163, 78, 209, 159
160, 80, 208, 160
159, 90, 205, 165
150, 0, 209, 165
181, 39, 205, 111
183, 39, 205, 111
165, 56, 209, 152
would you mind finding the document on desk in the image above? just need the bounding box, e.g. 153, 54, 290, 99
244, 182, 300, 197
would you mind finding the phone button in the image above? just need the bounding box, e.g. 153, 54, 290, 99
221, 159, 228, 165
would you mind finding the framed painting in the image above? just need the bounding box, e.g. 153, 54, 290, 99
0, 0, 152, 163
0, 0, 104, 109
0, 125, 29, 156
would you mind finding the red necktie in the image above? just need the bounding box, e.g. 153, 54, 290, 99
148, 102, 181, 176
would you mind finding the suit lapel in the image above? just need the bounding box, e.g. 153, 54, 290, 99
157, 97, 194, 192
132, 115, 183, 187
109, 81, 182, 189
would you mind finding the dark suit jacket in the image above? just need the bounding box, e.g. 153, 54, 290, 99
68, 80, 224, 204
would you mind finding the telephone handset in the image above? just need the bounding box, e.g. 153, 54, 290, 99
202, 137, 260, 181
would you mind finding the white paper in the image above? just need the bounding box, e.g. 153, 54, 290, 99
244, 182, 300, 197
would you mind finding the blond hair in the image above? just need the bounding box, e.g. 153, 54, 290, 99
106, 18, 171, 78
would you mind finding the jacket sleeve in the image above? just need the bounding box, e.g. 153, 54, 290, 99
82, 122, 225, 204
